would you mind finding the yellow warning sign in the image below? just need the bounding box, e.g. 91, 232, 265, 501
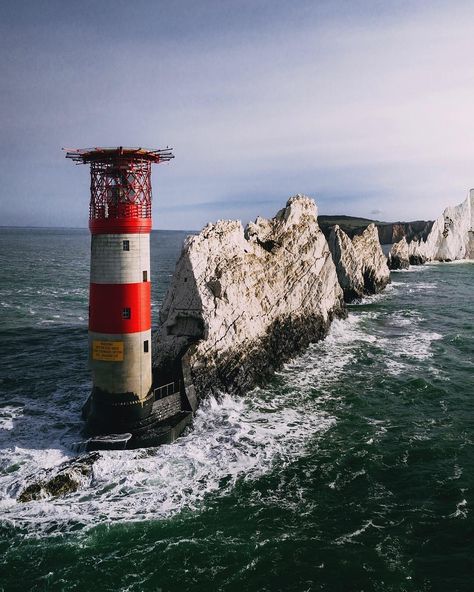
92, 340, 124, 362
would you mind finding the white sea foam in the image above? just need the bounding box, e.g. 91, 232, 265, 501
381, 330, 442, 364
407, 282, 438, 294
384, 358, 408, 375
401, 265, 429, 273
0, 403, 25, 431
0, 263, 450, 536
0, 387, 335, 536
279, 314, 375, 394
352, 286, 393, 305
428, 259, 474, 265
449, 499, 468, 519
335, 519, 384, 544
370, 308, 444, 374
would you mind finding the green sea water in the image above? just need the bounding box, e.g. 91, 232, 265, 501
0, 228, 473, 592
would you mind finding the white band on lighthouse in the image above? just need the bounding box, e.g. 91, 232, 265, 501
89, 329, 152, 399
90, 234, 150, 285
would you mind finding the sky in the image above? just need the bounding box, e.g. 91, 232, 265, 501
1, 0, 474, 230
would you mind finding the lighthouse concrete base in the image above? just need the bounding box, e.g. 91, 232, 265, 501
79, 407, 192, 451
80, 386, 193, 450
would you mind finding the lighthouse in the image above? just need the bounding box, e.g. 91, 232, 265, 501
65, 146, 174, 437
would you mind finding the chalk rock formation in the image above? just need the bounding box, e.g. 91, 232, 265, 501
328, 223, 390, 301
352, 224, 391, 293
407, 240, 427, 265
408, 190, 474, 262
153, 196, 345, 398
327, 225, 365, 302
388, 237, 410, 270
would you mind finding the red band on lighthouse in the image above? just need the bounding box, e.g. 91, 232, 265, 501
89, 282, 151, 334
89, 217, 152, 235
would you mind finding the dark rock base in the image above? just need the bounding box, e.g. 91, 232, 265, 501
342, 288, 364, 303
388, 256, 410, 270
18, 453, 100, 502
186, 306, 346, 398
409, 254, 427, 265
343, 273, 390, 303
362, 270, 390, 295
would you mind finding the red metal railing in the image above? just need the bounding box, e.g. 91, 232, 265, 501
89, 159, 153, 221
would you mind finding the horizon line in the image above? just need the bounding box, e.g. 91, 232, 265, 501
0, 225, 196, 232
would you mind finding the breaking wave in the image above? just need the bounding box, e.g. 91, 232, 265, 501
0, 382, 335, 536
0, 269, 447, 537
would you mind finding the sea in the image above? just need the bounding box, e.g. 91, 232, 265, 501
0, 228, 472, 592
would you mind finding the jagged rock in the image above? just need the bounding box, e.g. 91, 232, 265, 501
18, 453, 100, 502
153, 195, 346, 398
407, 238, 428, 265
388, 237, 410, 270
408, 190, 474, 262
328, 225, 365, 302
352, 224, 391, 294
328, 223, 390, 301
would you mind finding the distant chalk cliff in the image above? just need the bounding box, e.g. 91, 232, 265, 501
389, 189, 474, 267
318, 215, 433, 245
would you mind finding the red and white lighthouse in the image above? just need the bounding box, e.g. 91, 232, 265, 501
65, 146, 174, 435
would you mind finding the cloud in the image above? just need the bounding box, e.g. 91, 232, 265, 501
1, 1, 474, 228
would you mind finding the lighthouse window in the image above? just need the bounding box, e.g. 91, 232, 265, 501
144, 340, 149, 353
143, 270, 148, 282
122, 307, 131, 320
122, 240, 130, 251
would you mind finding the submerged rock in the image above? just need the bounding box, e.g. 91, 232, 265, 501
328, 223, 390, 301
18, 453, 100, 502
388, 237, 410, 270
154, 195, 346, 398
